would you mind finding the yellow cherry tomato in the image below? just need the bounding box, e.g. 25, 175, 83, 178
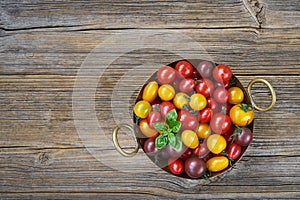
139, 119, 158, 138
189, 93, 207, 111
229, 103, 254, 126
207, 134, 227, 154
206, 156, 229, 172
181, 130, 199, 149
173, 92, 189, 109
196, 123, 211, 139
228, 87, 244, 104
134, 100, 151, 118
142, 81, 158, 103
158, 84, 175, 101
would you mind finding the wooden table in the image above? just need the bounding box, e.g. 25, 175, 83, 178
1, 0, 299, 199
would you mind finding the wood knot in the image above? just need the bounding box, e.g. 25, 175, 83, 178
38, 152, 50, 164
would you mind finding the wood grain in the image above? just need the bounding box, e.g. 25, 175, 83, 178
0, 0, 299, 199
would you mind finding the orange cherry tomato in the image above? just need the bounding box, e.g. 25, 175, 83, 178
228, 86, 244, 104
189, 93, 207, 111
206, 134, 227, 154
206, 156, 229, 172
139, 119, 158, 138
158, 84, 175, 101
229, 103, 254, 126
196, 123, 211, 139
173, 92, 189, 109
181, 130, 199, 149
134, 100, 151, 118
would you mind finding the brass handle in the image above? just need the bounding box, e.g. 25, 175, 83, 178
112, 124, 139, 157
247, 79, 276, 112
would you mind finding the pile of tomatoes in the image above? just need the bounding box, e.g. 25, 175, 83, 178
133, 60, 254, 179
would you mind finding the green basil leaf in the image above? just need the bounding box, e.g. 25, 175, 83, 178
155, 134, 167, 149
169, 121, 181, 133
173, 134, 182, 151
153, 122, 167, 132
166, 109, 177, 125
168, 133, 176, 148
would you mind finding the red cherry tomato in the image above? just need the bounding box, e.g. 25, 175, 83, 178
159, 101, 175, 119
199, 107, 213, 123
218, 102, 232, 114
195, 78, 214, 98
226, 143, 242, 160
207, 98, 219, 112
147, 110, 162, 129
214, 87, 229, 103
179, 78, 195, 94
178, 110, 199, 131
168, 158, 184, 175
157, 66, 176, 84
212, 64, 232, 84
210, 113, 231, 134
175, 60, 193, 78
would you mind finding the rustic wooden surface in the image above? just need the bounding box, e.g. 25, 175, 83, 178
0, 0, 299, 199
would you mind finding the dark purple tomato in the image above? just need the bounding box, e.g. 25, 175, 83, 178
144, 137, 160, 156
191, 69, 201, 80
179, 78, 195, 94
223, 125, 235, 143
168, 158, 184, 175
185, 157, 206, 178
147, 111, 162, 129
196, 61, 215, 78
178, 110, 199, 131
195, 78, 215, 98
226, 143, 242, 160
214, 87, 229, 103
193, 142, 210, 158
180, 148, 193, 161
235, 127, 253, 146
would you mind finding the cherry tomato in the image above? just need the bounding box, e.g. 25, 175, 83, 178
215, 81, 230, 90
181, 130, 199, 149
158, 84, 175, 101
168, 158, 184, 175
157, 66, 176, 84
214, 87, 229, 104
178, 110, 198, 131
185, 157, 206, 178
229, 103, 254, 126
139, 119, 158, 138
180, 148, 193, 161
147, 110, 162, 129
171, 77, 181, 92
191, 69, 201, 80
160, 101, 175, 119
166, 144, 188, 159
179, 78, 195, 93
199, 107, 213, 123
212, 64, 232, 84
207, 134, 227, 154
234, 127, 253, 146
175, 60, 193, 78
196, 123, 211, 139
193, 142, 210, 158
144, 137, 160, 156
228, 86, 244, 104
196, 61, 214, 78
142, 81, 158, 103
134, 100, 151, 118
223, 125, 235, 143
173, 92, 189, 109
206, 156, 229, 172
207, 98, 219, 112
195, 78, 215, 98
210, 113, 231, 134
189, 93, 207, 111
226, 143, 242, 160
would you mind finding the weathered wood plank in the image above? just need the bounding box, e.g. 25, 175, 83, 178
0, 0, 298, 30
1, 28, 299, 75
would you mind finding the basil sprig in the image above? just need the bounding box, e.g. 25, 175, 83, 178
153, 109, 182, 151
